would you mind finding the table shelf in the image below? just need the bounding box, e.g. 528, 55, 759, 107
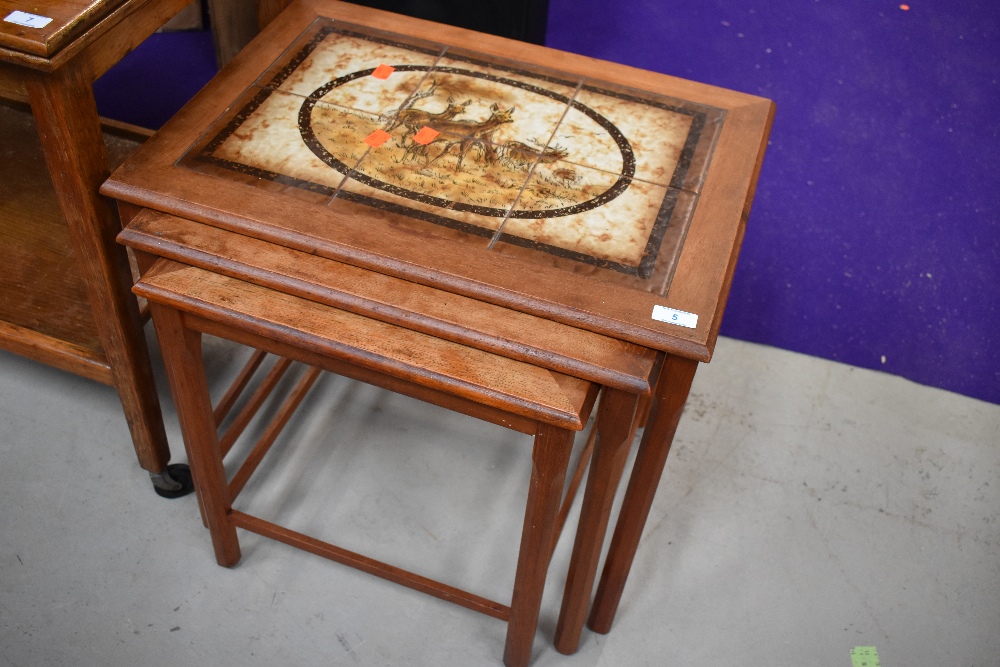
0, 100, 146, 383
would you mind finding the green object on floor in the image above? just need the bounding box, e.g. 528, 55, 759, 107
851, 646, 881, 667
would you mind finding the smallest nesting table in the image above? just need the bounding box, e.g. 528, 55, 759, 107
106, 0, 772, 663
135, 256, 601, 667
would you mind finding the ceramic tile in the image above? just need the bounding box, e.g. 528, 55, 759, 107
436, 48, 582, 98
382, 71, 565, 150
254, 19, 445, 113
329, 177, 502, 246
491, 166, 698, 292
178, 86, 342, 205
567, 79, 725, 191
177, 24, 717, 282
675, 104, 726, 193
328, 131, 528, 239
305, 99, 388, 173
427, 49, 580, 147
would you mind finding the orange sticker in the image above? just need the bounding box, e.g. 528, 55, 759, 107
364, 129, 392, 147
899, 3, 910, 9
372, 64, 395, 79
412, 126, 440, 145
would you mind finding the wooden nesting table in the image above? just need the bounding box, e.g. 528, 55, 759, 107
104, 0, 773, 661
0, 0, 195, 494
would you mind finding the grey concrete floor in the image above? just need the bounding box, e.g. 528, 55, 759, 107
1, 333, 997, 667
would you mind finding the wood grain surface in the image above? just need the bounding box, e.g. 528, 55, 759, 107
0, 101, 142, 381
119, 209, 659, 393
136, 260, 596, 429
0, 0, 124, 57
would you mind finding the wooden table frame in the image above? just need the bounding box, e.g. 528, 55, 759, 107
104, 0, 773, 655
135, 255, 604, 667
0, 0, 194, 493
119, 208, 659, 663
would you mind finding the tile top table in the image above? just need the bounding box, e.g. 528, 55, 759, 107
104, 0, 772, 361
104, 0, 773, 657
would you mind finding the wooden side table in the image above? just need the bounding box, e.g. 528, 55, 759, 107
0, 0, 193, 495
104, 0, 773, 657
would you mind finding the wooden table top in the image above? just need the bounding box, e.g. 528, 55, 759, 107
0, 0, 126, 57
103, 0, 774, 361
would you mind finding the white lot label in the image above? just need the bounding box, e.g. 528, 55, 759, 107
651, 305, 698, 329
4, 11, 54, 28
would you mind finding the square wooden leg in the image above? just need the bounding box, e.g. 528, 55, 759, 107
554, 386, 640, 653
504, 423, 574, 667
148, 301, 240, 566
588, 355, 698, 634
25, 62, 171, 476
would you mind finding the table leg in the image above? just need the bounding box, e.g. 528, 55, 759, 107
24, 63, 186, 496
553, 387, 639, 653
149, 301, 241, 566
587, 354, 698, 634
504, 423, 574, 667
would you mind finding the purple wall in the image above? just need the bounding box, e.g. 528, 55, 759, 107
544, 0, 999, 404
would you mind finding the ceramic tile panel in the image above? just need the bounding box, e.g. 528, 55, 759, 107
307, 100, 384, 170
497, 165, 666, 266
253, 18, 444, 112
331, 177, 501, 247
329, 130, 528, 238
574, 78, 725, 192
177, 20, 724, 289
428, 49, 581, 148
491, 185, 700, 294
178, 86, 339, 205
436, 48, 582, 100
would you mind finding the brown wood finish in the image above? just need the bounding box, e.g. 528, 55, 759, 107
232, 509, 514, 620
0, 101, 148, 382
217, 356, 292, 456
504, 423, 574, 667
0, 62, 26, 99
138, 256, 594, 667
148, 300, 241, 565
0, 319, 111, 382
0, 0, 191, 73
552, 425, 597, 550
100, 0, 774, 361
24, 60, 169, 471
104, 0, 772, 655
588, 354, 699, 634
119, 210, 659, 394
0, 0, 125, 57
1, 0, 195, 478
136, 261, 594, 430
79, 0, 193, 82
553, 386, 640, 654
190, 311, 550, 435
227, 363, 321, 499
212, 348, 268, 425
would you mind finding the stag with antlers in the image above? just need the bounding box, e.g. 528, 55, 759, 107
422, 103, 517, 171
388, 83, 471, 142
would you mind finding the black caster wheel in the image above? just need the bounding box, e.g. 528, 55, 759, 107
151, 463, 195, 499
